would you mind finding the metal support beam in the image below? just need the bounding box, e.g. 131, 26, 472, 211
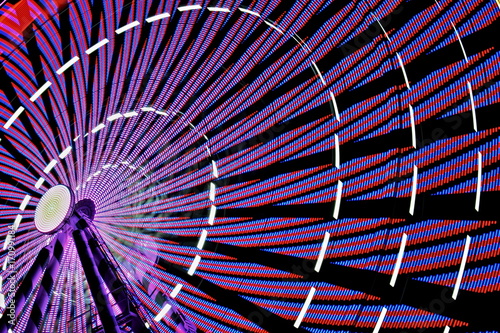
24, 231, 69, 332
72, 229, 121, 333
0, 238, 54, 332
84, 228, 148, 333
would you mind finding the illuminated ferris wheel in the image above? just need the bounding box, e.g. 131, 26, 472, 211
0, 0, 499, 332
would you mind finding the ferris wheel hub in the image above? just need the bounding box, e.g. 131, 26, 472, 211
34, 184, 75, 234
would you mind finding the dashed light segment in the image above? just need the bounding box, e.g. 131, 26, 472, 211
390, 233, 408, 287
373, 307, 387, 333
238, 7, 261, 17
396, 53, 411, 90
30, 81, 52, 102
467, 81, 477, 132
409, 105, 416, 149
19, 195, 31, 211
12, 214, 22, 231
154, 303, 172, 322
35, 177, 45, 189
314, 232, 330, 272
207, 7, 230, 12
58, 146, 72, 159
208, 205, 216, 225
43, 160, 57, 174
452, 235, 471, 300
211, 160, 219, 178
123, 111, 138, 118
475, 152, 482, 211
170, 284, 183, 298
209, 183, 216, 201
145, 12, 170, 23
372, 14, 391, 41
196, 229, 208, 250
187, 255, 201, 276
333, 180, 342, 219
3, 106, 25, 129
334, 134, 340, 169
85, 39, 109, 54
115, 21, 140, 34
107, 113, 123, 121
178, 5, 202, 12
264, 20, 284, 34
293, 287, 316, 328
452, 24, 468, 62
409, 166, 418, 215
2, 257, 9, 271
91, 124, 105, 133
56, 56, 80, 75
311, 62, 326, 86
329, 92, 340, 121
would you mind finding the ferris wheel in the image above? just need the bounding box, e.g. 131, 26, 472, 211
0, 0, 499, 332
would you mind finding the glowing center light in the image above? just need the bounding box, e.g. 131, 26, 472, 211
34, 185, 74, 234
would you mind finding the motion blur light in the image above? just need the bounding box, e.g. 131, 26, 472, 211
34, 185, 74, 234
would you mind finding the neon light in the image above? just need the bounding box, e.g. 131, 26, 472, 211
146, 13, 170, 23
409, 166, 418, 215
115, 21, 140, 34
208, 205, 216, 225
19, 195, 31, 211
207, 7, 230, 12
475, 152, 482, 211
35, 177, 45, 189
85, 39, 109, 54
314, 232, 330, 272
107, 113, 123, 121
56, 56, 80, 75
187, 255, 201, 275
178, 5, 202, 12
452, 235, 471, 300
43, 160, 57, 173
170, 284, 183, 298
238, 8, 260, 16
333, 180, 342, 219
59, 146, 72, 159
197, 229, 208, 249
409, 105, 416, 149
293, 287, 315, 328
30, 82, 52, 102
390, 233, 408, 287
91, 124, 105, 133
373, 307, 387, 333
3, 106, 25, 129
467, 81, 477, 132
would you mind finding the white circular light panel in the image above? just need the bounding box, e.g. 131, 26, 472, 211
34, 185, 74, 234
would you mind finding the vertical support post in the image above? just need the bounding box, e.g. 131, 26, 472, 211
0, 242, 53, 332
83, 229, 148, 333
24, 232, 69, 332
72, 229, 121, 333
